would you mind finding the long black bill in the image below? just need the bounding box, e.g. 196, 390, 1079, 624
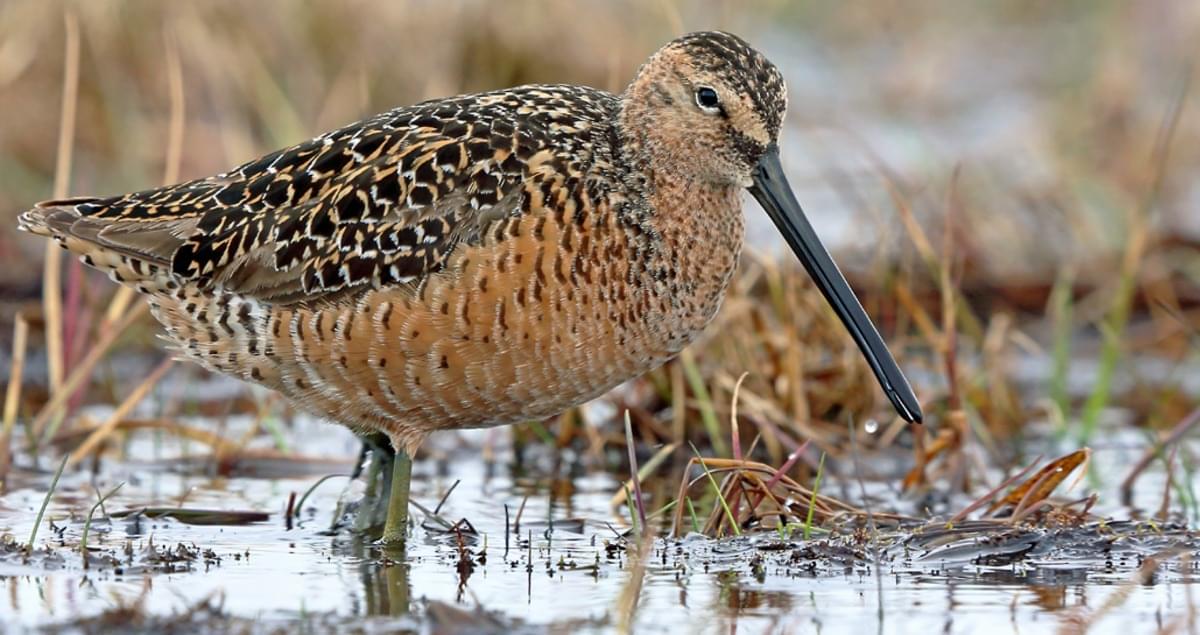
749, 145, 923, 424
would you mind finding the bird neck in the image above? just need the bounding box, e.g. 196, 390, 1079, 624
614, 101, 745, 348
615, 94, 744, 249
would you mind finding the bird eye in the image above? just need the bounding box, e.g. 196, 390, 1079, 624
695, 86, 720, 112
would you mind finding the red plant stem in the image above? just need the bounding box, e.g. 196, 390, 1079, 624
765, 439, 811, 491
66, 304, 93, 412
741, 439, 811, 521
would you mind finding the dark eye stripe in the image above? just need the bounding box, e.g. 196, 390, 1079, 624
730, 129, 765, 164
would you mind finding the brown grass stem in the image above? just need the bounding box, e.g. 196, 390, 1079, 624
947, 456, 1042, 526
687, 442, 740, 537
623, 411, 648, 532
68, 358, 174, 466
1, 315, 29, 483
610, 442, 677, 511
729, 371, 748, 461
40, 10, 82, 427
29, 302, 148, 445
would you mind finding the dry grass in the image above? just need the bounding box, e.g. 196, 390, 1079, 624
0, 1, 1198, 542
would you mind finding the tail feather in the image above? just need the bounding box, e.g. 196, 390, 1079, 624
19, 201, 188, 294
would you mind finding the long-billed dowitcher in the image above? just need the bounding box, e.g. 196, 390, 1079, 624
19, 31, 921, 543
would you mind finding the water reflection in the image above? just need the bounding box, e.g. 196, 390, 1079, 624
3, 417, 1199, 633
353, 540, 411, 618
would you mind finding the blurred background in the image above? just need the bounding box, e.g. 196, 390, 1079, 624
2, 1, 1190, 441
1, 0, 1199, 481
3, 2, 1200, 631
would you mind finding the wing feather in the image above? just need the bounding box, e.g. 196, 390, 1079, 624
18, 85, 617, 304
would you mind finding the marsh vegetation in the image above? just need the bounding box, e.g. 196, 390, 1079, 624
1, 2, 1199, 633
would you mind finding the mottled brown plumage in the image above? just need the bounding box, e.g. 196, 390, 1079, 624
20, 31, 790, 456
20, 29, 932, 545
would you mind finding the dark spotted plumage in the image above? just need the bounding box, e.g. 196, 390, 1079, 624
32, 85, 619, 304
674, 31, 787, 140
18, 31, 789, 455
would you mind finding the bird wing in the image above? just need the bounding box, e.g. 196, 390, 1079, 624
20, 85, 615, 304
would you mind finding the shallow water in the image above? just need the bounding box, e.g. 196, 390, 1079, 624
3, 112, 1195, 635
2, 401, 1197, 635
2, 10, 1198, 632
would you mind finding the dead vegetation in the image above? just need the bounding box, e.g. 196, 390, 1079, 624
0, 1, 1199, 631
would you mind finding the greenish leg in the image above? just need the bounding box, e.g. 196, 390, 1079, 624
381, 448, 412, 544
353, 449, 385, 534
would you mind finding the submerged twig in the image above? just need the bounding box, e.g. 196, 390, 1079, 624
614, 533, 651, 635
110, 507, 269, 525
433, 479, 461, 516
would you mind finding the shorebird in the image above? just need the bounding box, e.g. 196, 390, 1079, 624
19, 31, 921, 544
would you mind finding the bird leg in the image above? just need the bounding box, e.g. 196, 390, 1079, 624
353, 432, 393, 480
342, 433, 396, 535
381, 448, 412, 544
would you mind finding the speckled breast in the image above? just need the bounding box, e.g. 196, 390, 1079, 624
151, 176, 744, 453
153, 207, 657, 450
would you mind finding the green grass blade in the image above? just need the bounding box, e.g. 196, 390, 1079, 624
29, 454, 68, 551
1048, 267, 1074, 436
680, 350, 728, 457
803, 452, 826, 540
80, 482, 124, 561
688, 442, 739, 536
685, 497, 700, 535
